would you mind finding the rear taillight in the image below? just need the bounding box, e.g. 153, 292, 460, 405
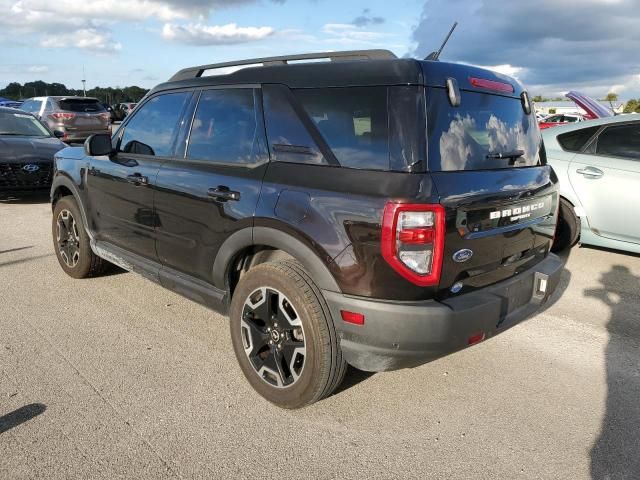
98, 112, 111, 120
381, 203, 445, 286
51, 112, 75, 120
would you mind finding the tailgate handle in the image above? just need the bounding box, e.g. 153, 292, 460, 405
576, 167, 603, 179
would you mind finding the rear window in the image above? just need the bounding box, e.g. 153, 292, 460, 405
557, 126, 600, 152
58, 99, 105, 113
427, 88, 542, 171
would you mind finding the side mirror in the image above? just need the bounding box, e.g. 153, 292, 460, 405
53, 130, 65, 139
84, 134, 113, 156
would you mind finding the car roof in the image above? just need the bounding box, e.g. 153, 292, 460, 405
150, 49, 525, 97
542, 113, 640, 138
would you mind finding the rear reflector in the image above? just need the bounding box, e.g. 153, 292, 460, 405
467, 332, 486, 345
398, 228, 435, 244
341, 310, 365, 325
469, 77, 514, 93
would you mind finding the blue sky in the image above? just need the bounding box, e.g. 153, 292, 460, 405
1, 0, 639, 99
0, 0, 419, 90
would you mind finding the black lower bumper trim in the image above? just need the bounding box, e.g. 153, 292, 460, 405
323, 253, 564, 372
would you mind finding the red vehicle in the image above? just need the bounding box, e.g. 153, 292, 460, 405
537, 91, 612, 129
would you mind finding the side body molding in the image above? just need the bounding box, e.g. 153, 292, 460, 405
50, 175, 94, 239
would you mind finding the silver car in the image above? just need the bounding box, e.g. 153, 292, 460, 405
20, 96, 110, 143
543, 114, 640, 254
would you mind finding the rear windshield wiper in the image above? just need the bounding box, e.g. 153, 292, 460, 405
486, 149, 524, 160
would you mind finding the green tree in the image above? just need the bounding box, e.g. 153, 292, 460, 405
0, 81, 148, 103
624, 99, 640, 113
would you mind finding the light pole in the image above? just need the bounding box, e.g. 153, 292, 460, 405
82, 66, 87, 97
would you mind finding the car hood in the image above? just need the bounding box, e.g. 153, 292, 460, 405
0, 136, 66, 163
566, 91, 613, 119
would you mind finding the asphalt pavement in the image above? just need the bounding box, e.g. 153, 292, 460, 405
1, 195, 639, 479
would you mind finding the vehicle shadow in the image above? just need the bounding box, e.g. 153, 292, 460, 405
0, 403, 47, 434
587, 265, 640, 479
0, 192, 50, 204
334, 366, 376, 395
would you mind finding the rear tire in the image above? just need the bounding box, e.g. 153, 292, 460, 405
229, 260, 346, 409
52, 196, 108, 279
552, 198, 580, 253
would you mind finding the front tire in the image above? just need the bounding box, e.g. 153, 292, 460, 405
52, 196, 108, 278
229, 260, 346, 409
551, 198, 580, 253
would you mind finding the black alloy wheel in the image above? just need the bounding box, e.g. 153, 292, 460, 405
241, 287, 306, 388
52, 195, 109, 278
56, 209, 81, 268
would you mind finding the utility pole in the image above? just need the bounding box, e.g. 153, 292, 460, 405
82, 65, 87, 97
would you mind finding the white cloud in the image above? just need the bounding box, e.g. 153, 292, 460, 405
162, 22, 274, 45
322, 23, 389, 44
40, 29, 122, 53
479, 64, 524, 78
27, 65, 48, 73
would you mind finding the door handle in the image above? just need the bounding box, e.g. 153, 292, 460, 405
126, 173, 148, 185
208, 186, 241, 202
576, 167, 603, 179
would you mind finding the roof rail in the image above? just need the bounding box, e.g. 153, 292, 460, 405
168, 49, 398, 82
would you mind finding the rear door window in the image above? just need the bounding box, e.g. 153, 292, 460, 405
263, 85, 327, 165
427, 88, 542, 171
58, 99, 105, 113
557, 126, 600, 152
263, 85, 424, 171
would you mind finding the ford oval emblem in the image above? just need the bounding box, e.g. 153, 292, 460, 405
22, 164, 40, 173
453, 249, 474, 263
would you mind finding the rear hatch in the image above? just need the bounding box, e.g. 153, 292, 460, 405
55, 98, 109, 131
424, 80, 558, 297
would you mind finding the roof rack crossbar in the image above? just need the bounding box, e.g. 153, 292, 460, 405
168, 49, 397, 82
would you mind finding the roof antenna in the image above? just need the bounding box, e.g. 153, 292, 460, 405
425, 22, 458, 61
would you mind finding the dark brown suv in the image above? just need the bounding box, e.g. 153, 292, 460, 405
50, 50, 563, 408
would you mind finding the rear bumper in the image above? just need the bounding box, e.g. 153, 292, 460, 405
57, 128, 110, 142
323, 253, 563, 372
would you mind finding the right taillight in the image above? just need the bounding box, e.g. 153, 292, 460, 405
381, 203, 445, 286
51, 112, 76, 121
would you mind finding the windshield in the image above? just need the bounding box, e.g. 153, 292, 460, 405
427, 88, 543, 171
0, 111, 51, 137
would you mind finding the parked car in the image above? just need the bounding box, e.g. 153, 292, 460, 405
538, 91, 613, 130
20, 96, 110, 143
539, 113, 585, 129
536, 112, 549, 122
50, 50, 562, 408
0, 107, 66, 194
544, 114, 640, 254
117, 102, 137, 118
0, 96, 23, 109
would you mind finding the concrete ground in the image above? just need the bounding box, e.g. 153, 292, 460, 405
1, 195, 639, 480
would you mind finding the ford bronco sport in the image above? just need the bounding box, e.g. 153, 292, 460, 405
50, 50, 562, 408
